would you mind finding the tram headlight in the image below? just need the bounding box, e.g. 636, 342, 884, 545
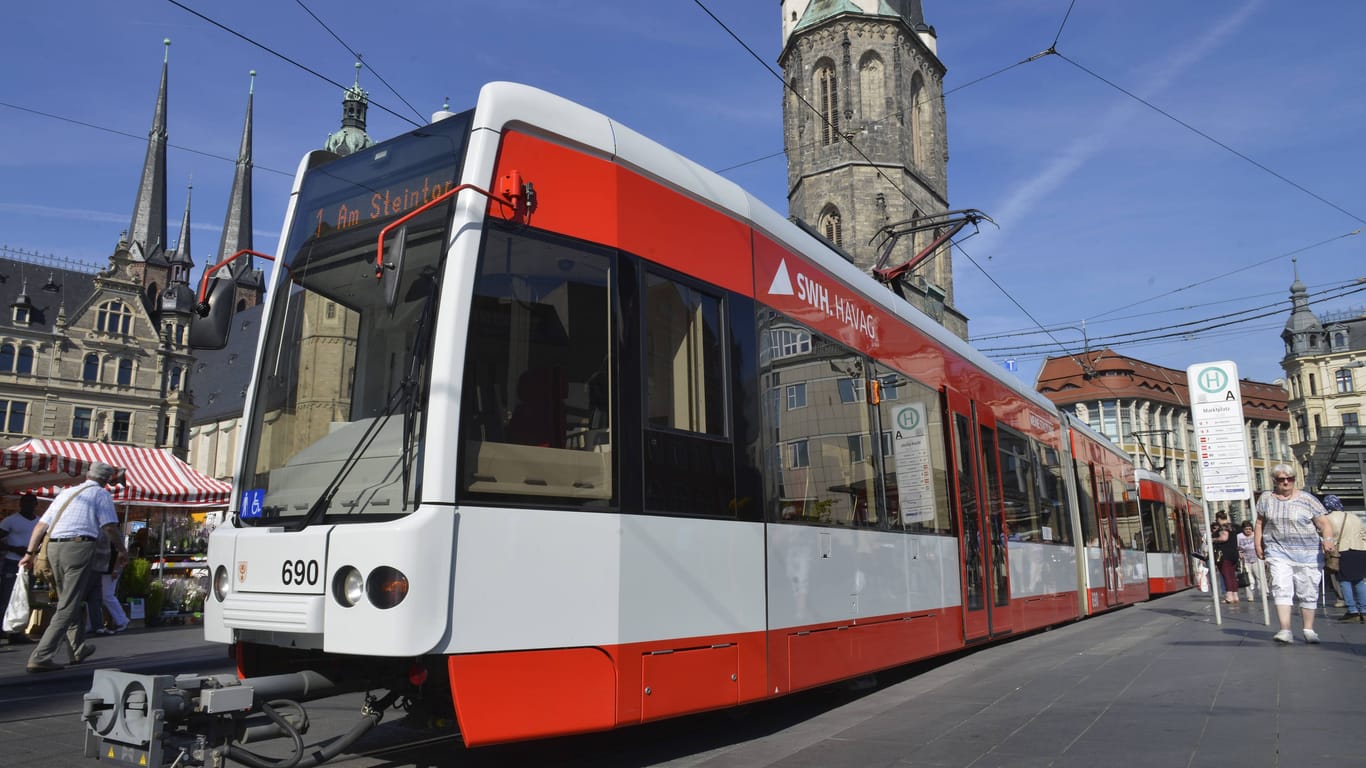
333, 566, 365, 607
366, 566, 409, 609
213, 566, 230, 602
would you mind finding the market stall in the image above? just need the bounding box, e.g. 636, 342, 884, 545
1, 439, 231, 624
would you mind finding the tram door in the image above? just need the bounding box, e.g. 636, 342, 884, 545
945, 389, 1012, 642
1095, 467, 1122, 607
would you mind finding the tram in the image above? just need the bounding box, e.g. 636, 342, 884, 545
1136, 468, 1201, 595
85, 83, 1181, 764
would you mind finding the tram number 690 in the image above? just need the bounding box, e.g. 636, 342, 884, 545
281, 559, 320, 586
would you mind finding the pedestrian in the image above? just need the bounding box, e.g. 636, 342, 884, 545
0, 493, 41, 644
1236, 519, 1261, 600
1255, 464, 1335, 644
1211, 511, 1240, 604
1321, 494, 1366, 622
91, 530, 130, 635
16, 462, 128, 672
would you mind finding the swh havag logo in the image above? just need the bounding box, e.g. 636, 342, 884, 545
1197, 366, 1229, 394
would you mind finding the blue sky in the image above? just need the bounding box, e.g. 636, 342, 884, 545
3, 1, 1364, 387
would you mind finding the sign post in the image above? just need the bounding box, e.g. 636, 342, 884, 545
1186, 360, 1259, 625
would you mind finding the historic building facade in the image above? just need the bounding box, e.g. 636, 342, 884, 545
1279, 267, 1366, 507
1036, 350, 1293, 518
0, 43, 260, 472
780, 0, 967, 338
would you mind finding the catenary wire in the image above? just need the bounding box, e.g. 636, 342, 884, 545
0, 100, 294, 178
1056, 52, 1366, 226
293, 0, 426, 123
163, 0, 421, 128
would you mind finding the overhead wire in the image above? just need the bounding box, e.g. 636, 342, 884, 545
1055, 52, 1366, 227
0, 100, 294, 177
292, 0, 426, 123
976, 281, 1366, 357
162, 0, 421, 128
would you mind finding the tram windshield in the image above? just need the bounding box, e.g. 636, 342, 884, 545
237, 112, 472, 525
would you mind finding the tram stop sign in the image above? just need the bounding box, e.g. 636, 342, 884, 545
1185, 360, 1251, 501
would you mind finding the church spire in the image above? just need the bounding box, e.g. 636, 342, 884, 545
217, 71, 255, 278
170, 181, 193, 280
127, 39, 171, 262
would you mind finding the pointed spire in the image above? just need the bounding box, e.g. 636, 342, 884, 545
171, 181, 194, 275
128, 39, 171, 262
217, 70, 255, 279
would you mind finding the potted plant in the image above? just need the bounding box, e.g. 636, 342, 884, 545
145, 581, 165, 627
118, 558, 152, 627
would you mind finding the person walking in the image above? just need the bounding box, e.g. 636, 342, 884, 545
15, 462, 127, 672
1322, 494, 1366, 622
1236, 519, 1261, 600
1255, 464, 1335, 644
1211, 511, 1240, 603
0, 493, 40, 644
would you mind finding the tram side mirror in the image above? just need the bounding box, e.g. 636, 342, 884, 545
189, 276, 236, 350
380, 224, 407, 311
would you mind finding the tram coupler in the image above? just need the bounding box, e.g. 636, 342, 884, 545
82, 668, 352, 767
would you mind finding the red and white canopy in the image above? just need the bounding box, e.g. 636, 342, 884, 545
1, 439, 231, 508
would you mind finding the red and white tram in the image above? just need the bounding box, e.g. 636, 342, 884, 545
85, 83, 1183, 764
1136, 468, 1200, 595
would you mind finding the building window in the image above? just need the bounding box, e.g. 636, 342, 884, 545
815, 62, 839, 145
111, 411, 132, 443
1308, 373, 1317, 395
786, 382, 807, 410
117, 358, 133, 387
1337, 368, 1354, 393
859, 53, 885, 122
847, 434, 865, 463
819, 206, 843, 247
12, 305, 29, 325
96, 301, 133, 335
0, 344, 12, 372
15, 346, 33, 375
1344, 412, 1360, 431
83, 354, 99, 383
0, 400, 27, 433
837, 377, 865, 403
767, 327, 811, 361
789, 439, 810, 468
72, 407, 92, 439
169, 365, 183, 391
325, 302, 337, 320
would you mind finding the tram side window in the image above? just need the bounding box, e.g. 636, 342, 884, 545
997, 428, 1040, 541
758, 316, 875, 527
1140, 500, 1172, 552
459, 229, 614, 504
1112, 479, 1143, 549
1037, 443, 1071, 544
874, 365, 952, 535
1074, 461, 1099, 547
642, 272, 734, 516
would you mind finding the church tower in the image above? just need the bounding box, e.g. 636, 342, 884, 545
779, 1, 966, 337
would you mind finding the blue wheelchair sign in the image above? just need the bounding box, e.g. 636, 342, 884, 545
240, 489, 265, 520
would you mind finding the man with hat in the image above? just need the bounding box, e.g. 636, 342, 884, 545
17, 461, 127, 672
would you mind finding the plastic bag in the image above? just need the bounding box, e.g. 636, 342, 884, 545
3, 567, 31, 633
1196, 563, 1210, 593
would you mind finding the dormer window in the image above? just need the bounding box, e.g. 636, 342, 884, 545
11, 291, 32, 325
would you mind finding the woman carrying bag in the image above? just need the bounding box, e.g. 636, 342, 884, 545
1323, 495, 1366, 622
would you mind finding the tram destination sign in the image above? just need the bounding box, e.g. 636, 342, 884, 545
1185, 360, 1251, 501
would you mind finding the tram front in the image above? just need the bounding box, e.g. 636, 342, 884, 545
202, 110, 477, 666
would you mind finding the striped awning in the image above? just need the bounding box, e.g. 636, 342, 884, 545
1, 439, 230, 508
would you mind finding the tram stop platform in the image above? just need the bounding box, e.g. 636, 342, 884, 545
681, 589, 1366, 768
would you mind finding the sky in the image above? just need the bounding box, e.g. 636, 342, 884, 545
3, 0, 1365, 388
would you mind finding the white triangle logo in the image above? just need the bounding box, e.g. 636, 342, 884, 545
768, 259, 795, 296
